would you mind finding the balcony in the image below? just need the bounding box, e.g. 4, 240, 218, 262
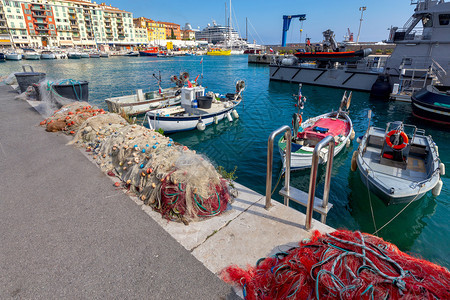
33, 19, 47, 24
32, 13, 45, 18
116, 19, 122, 24
35, 26, 48, 30
73, 37, 81, 41
105, 23, 111, 28
31, 6, 46, 12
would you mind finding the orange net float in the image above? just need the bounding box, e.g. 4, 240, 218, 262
386, 130, 409, 150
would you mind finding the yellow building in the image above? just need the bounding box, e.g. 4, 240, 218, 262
133, 17, 165, 45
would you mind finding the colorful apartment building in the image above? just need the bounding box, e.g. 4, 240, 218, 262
157, 21, 180, 40
133, 17, 165, 45
181, 29, 195, 41
0, 0, 139, 49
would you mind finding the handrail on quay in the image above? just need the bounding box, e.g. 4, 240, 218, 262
265, 125, 291, 209
265, 127, 336, 231
305, 135, 335, 230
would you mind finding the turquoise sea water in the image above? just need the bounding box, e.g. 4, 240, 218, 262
1, 55, 448, 268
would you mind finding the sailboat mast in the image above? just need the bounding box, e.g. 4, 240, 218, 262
246, 17, 248, 41
229, 0, 232, 47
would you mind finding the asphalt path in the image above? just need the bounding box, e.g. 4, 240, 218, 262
0, 85, 238, 299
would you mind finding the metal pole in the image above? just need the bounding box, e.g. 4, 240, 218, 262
265, 125, 291, 209
356, 6, 366, 44
305, 135, 334, 230
321, 139, 335, 223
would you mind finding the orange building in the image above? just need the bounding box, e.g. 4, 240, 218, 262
158, 21, 181, 40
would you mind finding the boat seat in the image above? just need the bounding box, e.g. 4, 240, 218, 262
136, 89, 145, 101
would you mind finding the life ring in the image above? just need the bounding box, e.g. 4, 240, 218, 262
385, 130, 408, 150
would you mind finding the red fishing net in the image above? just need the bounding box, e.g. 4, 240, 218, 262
222, 230, 450, 299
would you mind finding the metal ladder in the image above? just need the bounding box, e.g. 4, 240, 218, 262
265, 126, 335, 230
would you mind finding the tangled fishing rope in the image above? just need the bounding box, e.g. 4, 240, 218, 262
222, 230, 450, 299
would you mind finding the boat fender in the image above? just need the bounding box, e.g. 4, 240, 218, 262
356, 136, 363, 144
439, 163, 445, 176
213, 116, 219, 124
432, 179, 443, 197
196, 119, 206, 131
346, 139, 351, 148
226, 112, 233, 122
350, 151, 357, 172
435, 145, 439, 156
232, 109, 239, 119
350, 130, 355, 140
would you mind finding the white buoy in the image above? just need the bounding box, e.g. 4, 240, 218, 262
350, 130, 355, 140
439, 163, 445, 176
432, 179, 443, 197
346, 139, 351, 148
226, 112, 233, 122
213, 116, 218, 124
232, 109, 239, 119
356, 137, 362, 144
196, 120, 206, 131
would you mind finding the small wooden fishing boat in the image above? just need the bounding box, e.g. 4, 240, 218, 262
105, 72, 190, 116
279, 85, 354, 171
353, 120, 444, 204
145, 80, 245, 133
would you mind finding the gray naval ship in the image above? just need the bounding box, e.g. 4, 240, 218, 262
270, 0, 450, 94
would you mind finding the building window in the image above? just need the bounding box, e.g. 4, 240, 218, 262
27, 16, 31, 20
439, 14, 450, 26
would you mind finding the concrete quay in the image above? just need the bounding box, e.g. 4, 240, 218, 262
0, 84, 333, 298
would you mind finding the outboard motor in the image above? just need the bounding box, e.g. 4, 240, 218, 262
370, 74, 391, 101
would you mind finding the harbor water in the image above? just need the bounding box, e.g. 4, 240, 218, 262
1, 55, 448, 269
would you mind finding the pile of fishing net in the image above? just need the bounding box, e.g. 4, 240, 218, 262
69, 115, 231, 224
222, 230, 450, 299
39, 102, 108, 133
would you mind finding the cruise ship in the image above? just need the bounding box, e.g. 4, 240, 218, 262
195, 21, 241, 44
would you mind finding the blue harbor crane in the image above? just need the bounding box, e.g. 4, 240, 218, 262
281, 14, 307, 47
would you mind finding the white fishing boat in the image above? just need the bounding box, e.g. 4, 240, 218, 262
279, 85, 354, 171
6, 53, 22, 61
146, 80, 245, 133
80, 52, 90, 58
353, 120, 444, 204
100, 52, 109, 58
40, 51, 56, 59
105, 72, 189, 116
89, 52, 100, 58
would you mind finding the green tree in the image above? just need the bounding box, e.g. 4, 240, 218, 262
170, 28, 176, 39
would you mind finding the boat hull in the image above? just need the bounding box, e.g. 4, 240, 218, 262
23, 54, 41, 60
294, 49, 372, 63
279, 112, 353, 170
411, 86, 450, 125
139, 51, 158, 56
6, 53, 22, 61
270, 64, 384, 92
355, 126, 441, 205
41, 54, 56, 59
146, 106, 236, 133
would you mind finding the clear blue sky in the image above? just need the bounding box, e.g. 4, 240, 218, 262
107, 0, 414, 44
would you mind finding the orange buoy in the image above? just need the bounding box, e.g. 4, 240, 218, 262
114, 182, 120, 187
40, 120, 47, 126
